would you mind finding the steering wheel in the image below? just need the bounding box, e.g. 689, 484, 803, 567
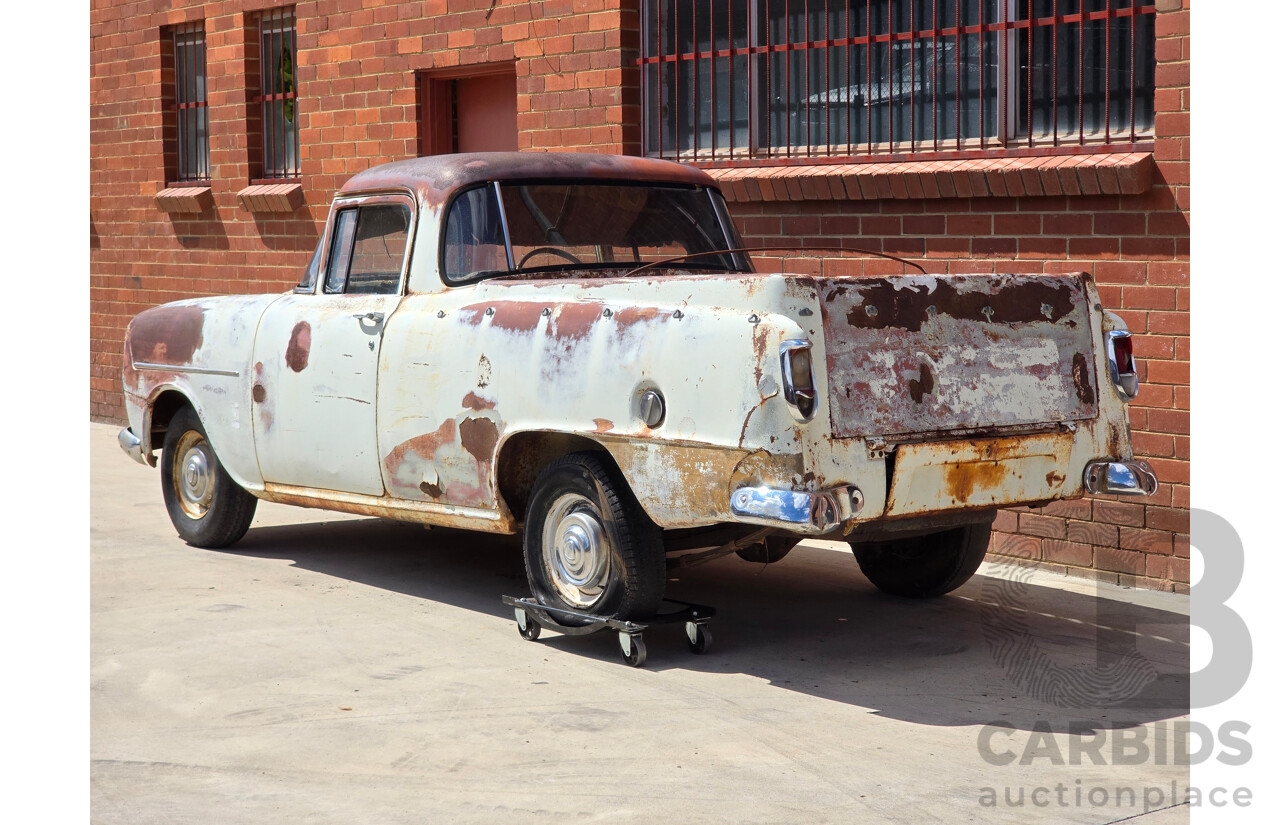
518, 246, 583, 268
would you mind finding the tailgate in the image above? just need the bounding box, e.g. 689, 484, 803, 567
819, 273, 1098, 440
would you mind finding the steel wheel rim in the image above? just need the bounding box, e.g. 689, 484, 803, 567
542, 492, 611, 609
173, 430, 214, 520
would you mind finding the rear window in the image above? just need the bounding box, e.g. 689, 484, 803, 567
441, 182, 746, 284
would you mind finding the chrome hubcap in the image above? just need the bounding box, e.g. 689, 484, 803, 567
173, 431, 214, 520
543, 493, 611, 609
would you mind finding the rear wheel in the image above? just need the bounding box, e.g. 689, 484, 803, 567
850, 522, 992, 598
160, 405, 257, 548
523, 452, 665, 621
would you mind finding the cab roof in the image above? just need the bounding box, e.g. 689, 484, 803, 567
337, 152, 716, 206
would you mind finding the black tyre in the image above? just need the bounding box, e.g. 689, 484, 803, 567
523, 452, 665, 622
851, 521, 992, 598
735, 534, 801, 564
160, 405, 258, 548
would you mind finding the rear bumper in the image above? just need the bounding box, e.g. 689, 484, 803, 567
118, 427, 148, 465
1082, 459, 1158, 497
730, 484, 865, 535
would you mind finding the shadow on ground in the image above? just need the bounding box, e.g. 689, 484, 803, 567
222, 517, 1189, 732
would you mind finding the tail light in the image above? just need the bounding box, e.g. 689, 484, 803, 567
1105, 330, 1139, 401
780, 339, 817, 421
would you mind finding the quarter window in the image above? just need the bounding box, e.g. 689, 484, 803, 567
641, 0, 1156, 162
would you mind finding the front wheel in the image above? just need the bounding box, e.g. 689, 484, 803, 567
160, 405, 257, 548
850, 521, 992, 598
523, 452, 665, 621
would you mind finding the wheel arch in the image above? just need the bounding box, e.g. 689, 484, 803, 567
494, 430, 615, 525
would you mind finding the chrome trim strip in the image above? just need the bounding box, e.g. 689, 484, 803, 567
730, 484, 864, 534
131, 362, 241, 377
117, 427, 148, 465
1082, 460, 1158, 497
493, 181, 516, 271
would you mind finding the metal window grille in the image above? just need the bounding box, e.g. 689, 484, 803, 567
173, 24, 209, 181
640, 0, 1156, 163
254, 7, 300, 178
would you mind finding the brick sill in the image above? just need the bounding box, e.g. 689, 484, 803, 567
707, 152, 1155, 202
237, 183, 304, 214
155, 185, 213, 214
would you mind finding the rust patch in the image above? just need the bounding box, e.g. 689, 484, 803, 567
462, 391, 495, 411
477, 355, 492, 388
252, 384, 266, 403
551, 302, 604, 341
419, 480, 443, 498
944, 461, 1010, 504
127, 305, 205, 364
460, 301, 545, 333
592, 418, 614, 433
834, 277, 1078, 332
908, 362, 934, 404
613, 306, 667, 328
1046, 471, 1066, 487
1071, 352, 1095, 405
285, 321, 311, 372
383, 420, 457, 474
459, 417, 500, 463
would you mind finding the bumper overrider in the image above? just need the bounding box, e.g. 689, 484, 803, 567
118, 427, 149, 465
730, 485, 865, 535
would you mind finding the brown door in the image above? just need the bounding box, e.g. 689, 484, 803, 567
455, 74, 517, 152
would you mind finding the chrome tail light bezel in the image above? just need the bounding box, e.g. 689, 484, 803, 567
1105, 329, 1139, 401
779, 339, 817, 422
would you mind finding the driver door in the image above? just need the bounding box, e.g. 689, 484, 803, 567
252, 194, 415, 494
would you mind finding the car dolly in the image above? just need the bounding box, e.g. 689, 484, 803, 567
502, 596, 715, 668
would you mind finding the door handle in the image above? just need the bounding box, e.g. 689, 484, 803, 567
352, 312, 385, 324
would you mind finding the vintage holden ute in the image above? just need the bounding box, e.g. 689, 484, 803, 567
119, 152, 1156, 622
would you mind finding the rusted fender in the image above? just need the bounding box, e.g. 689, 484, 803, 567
121, 295, 281, 487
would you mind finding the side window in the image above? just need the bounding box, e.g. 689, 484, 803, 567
323, 204, 411, 295
347, 205, 411, 294
442, 186, 509, 284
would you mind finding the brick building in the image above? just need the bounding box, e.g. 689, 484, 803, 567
89, 0, 1190, 589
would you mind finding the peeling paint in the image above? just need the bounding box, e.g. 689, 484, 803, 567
459, 416, 500, 463
462, 391, 495, 411
285, 321, 311, 372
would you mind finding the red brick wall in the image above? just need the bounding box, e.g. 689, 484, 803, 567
91, 0, 1189, 590
91, 0, 637, 422
719, 1, 1190, 591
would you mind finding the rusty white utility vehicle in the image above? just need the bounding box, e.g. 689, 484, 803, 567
120, 152, 1156, 621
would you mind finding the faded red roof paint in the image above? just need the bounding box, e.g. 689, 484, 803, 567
338, 152, 717, 206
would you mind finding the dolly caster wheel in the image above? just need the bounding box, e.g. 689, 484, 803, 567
515, 608, 541, 641
686, 622, 712, 654
618, 632, 647, 667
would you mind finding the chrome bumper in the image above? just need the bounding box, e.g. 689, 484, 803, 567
730, 484, 865, 535
118, 427, 148, 465
1083, 459, 1158, 497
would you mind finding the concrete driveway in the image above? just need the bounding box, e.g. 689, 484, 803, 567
91, 423, 1190, 824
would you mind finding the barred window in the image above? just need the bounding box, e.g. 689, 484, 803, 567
170, 23, 209, 181
253, 7, 299, 179
641, 0, 1156, 162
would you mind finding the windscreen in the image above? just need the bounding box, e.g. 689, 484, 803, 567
442, 182, 747, 284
